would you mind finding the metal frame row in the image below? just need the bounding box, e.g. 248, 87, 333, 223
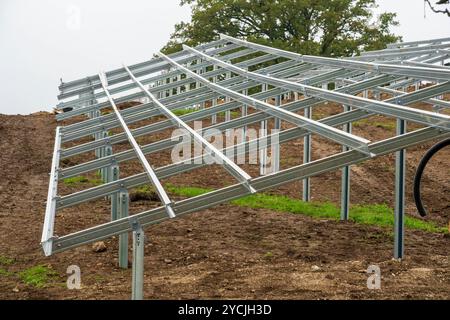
42, 35, 450, 299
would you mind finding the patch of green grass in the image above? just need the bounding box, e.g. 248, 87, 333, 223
130, 185, 160, 202
166, 184, 213, 197
0, 256, 14, 266
217, 110, 240, 118
173, 108, 196, 116
63, 175, 102, 186
354, 119, 396, 131
19, 265, 58, 288
167, 185, 447, 234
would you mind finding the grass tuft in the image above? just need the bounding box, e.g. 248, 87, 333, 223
63, 175, 102, 186
19, 265, 58, 288
166, 185, 447, 234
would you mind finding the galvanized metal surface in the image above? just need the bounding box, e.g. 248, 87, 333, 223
42, 35, 450, 299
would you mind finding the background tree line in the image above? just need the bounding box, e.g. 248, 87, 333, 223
162, 0, 402, 57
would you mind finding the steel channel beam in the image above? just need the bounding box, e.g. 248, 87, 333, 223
59, 68, 308, 152
131, 222, 144, 300
123, 64, 255, 193
186, 44, 450, 131
60, 74, 407, 178
360, 42, 450, 56
59, 39, 227, 93
342, 77, 450, 109
356, 49, 450, 62
57, 49, 274, 121
58, 54, 297, 127
41, 127, 62, 256
55, 79, 448, 208
58, 48, 258, 110
387, 37, 450, 49
61, 67, 363, 160
220, 34, 450, 82
60, 60, 305, 141
60, 62, 348, 150
159, 50, 373, 155
99, 72, 176, 218
58, 40, 233, 99
58, 46, 246, 114
48, 126, 450, 255
394, 119, 406, 259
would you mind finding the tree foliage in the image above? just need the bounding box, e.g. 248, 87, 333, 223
162, 0, 401, 57
425, 0, 450, 17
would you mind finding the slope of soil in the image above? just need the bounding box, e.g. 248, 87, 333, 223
0, 106, 448, 300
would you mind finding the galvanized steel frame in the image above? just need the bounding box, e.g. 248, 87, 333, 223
42, 35, 450, 282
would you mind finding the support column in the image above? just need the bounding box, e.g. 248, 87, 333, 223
101, 137, 111, 182
302, 106, 312, 202
241, 88, 248, 140
212, 65, 217, 124
225, 67, 231, 121
272, 95, 281, 173
131, 221, 145, 300
118, 188, 129, 269
340, 104, 351, 220
259, 84, 268, 175
201, 63, 206, 110
394, 119, 406, 260
110, 165, 119, 221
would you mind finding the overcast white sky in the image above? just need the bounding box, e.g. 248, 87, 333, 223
0, 0, 449, 115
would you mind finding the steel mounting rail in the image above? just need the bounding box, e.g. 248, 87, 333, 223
99, 72, 176, 219
157, 51, 373, 156
184, 44, 450, 130
122, 64, 256, 193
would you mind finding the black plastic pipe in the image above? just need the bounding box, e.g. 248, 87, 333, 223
413, 138, 450, 217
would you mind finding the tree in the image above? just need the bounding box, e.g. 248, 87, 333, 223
425, 0, 450, 17
162, 0, 401, 57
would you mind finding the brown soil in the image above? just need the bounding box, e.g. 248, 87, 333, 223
0, 99, 449, 300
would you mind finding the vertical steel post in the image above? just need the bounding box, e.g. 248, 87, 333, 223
131, 221, 144, 300
259, 84, 268, 175
110, 165, 119, 221
394, 118, 406, 260
272, 95, 281, 173
302, 106, 312, 202
241, 87, 248, 139
225, 66, 231, 121
340, 104, 351, 220
118, 188, 129, 269
212, 65, 217, 124
102, 137, 111, 182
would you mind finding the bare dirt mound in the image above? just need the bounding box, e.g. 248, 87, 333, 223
0, 111, 448, 300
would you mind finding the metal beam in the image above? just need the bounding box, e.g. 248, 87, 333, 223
220, 34, 450, 82
59, 59, 304, 142
158, 50, 373, 155
58, 40, 234, 99
49, 127, 450, 254
99, 72, 176, 219
185, 44, 450, 131
55, 79, 449, 208
41, 127, 61, 256
123, 64, 256, 193
58, 48, 258, 110
59, 74, 446, 180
